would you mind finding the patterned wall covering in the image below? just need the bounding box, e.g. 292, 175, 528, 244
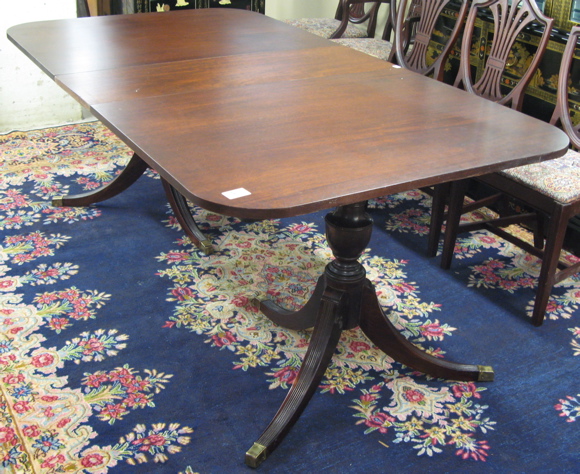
433, 1, 580, 124
147, 0, 265, 13
428, 1, 580, 245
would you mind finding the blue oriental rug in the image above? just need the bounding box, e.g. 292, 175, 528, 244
0, 121, 579, 473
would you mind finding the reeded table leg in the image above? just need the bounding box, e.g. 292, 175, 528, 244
52, 152, 149, 207
360, 281, 493, 382
161, 179, 214, 255
246, 284, 345, 468
246, 201, 493, 467
253, 276, 326, 331
52, 152, 213, 255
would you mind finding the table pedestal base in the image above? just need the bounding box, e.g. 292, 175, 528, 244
245, 202, 493, 468
52, 153, 213, 254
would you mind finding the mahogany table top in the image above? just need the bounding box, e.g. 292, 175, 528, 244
8, 9, 570, 219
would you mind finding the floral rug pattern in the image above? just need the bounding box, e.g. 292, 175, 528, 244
0, 122, 578, 472
0, 124, 193, 472
157, 205, 496, 460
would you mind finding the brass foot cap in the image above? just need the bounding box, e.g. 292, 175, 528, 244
245, 442, 267, 468
250, 298, 263, 309
477, 365, 494, 382
199, 240, 214, 255
52, 196, 64, 207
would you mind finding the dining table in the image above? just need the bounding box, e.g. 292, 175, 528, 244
7, 8, 570, 467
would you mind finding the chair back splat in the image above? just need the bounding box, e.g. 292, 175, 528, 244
454, 0, 554, 109
428, 13, 580, 327
331, 0, 465, 72
550, 26, 580, 148
283, 0, 385, 40
395, 0, 468, 79
331, 0, 386, 39
329, 0, 398, 62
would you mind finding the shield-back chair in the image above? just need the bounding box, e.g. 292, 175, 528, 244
283, 0, 385, 39
429, 0, 580, 327
330, 0, 468, 75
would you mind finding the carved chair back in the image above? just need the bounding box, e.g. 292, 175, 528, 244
550, 25, 580, 148
454, 0, 554, 110
331, 0, 387, 39
395, 0, 469, 80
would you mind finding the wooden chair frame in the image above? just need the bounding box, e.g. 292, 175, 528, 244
454, 0, 553, 110
431, 24, 580, 327
429, 0, 554, 260
395, 0, 469, 79
552, 27, 580, 150
333, 0, 466, 70
331, 0, 394, 40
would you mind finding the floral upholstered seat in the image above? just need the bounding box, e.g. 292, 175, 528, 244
331, 37, 393, 60
283, 18, 367, 39
499, 149, 580, 204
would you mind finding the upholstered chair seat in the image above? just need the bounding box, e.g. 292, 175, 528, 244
499, 149, 580, 204
331, 37, 394, 60
283, 18, 367, 38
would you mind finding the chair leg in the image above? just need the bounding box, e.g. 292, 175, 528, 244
531, 206, 568, 326
440, 180, 469, 270
534, 211, 545, 249
427, 182, 450, 257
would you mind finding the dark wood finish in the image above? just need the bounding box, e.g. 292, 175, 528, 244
432, 24, 580, 326
54, 46, 388, 109
8, 10, 331, 78
161, 179, 214, 255
13, 9, 332, 254
256, 276, 325, 330
454, 0, 554, 110
331, 0, 387, 39
395, 0, 468, 79
327, 0, 398, 63
433, 2, 575, 125
334, 0, 466, 76
88, 65, 567, 220
287, 0, 389, 41
246, 203, 493, 467
553, 27, 580, 150
429, 0, 555, 257
52, 152, 149, 207
8, 9, 569, 466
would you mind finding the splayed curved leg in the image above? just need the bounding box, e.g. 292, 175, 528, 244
247, 202, 494, 467
52, 152, 149, 207
359, 280, 493, 382
254, 275, 325, 330
246, 203, 370, 467
161, 179, 213, 255
245, 286, 345, 468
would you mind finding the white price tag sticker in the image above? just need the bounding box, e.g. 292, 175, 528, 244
222, 188, 251, 200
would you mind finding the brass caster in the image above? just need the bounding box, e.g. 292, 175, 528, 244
477, 365, 494, 382
250, 297, 262, 309
245, 442, 267, 468
199, 239, 214, 255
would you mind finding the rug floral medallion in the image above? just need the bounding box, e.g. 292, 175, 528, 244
0, 122, 578, 472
